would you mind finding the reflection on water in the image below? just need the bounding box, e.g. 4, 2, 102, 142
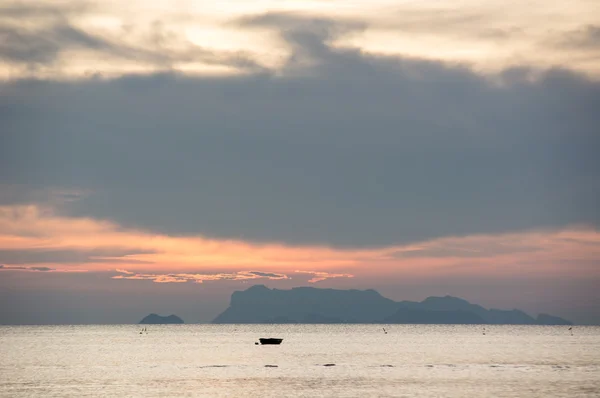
0, 325, 599, 397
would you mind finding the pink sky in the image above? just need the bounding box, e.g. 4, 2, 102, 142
1, 204, 598, 285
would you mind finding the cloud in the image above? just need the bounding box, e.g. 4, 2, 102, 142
0, 264, 84, 272
294, 270, 354, 283
110, 268, 354, 284
1, 1, 600, 79
0, 1, 91, 19
0, 264, 24, 270
0, 204, 368, 272
1, 13, 599, 279
0, 23, 117, 65
112, 269, 289, 283
0, 2, 120, 65
2, 30, 598, 247
0, 2, 266, 74
0, 248, 153, 264
0, 185, 89, 206
0, 204, 598, 281
235, 12, 366, 72
115, 268, 134, 275
29, 266, 53, 271
248, 271, 288, 278
360, 7, 519, 41
553, 25, 600, 50
236, 12, 365, 45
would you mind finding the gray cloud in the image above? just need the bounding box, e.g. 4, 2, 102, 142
237, 9, 516, 44
391, 243, 542, 259
0, 2, 107, 64
237, 12, 365, 42
248, 271, 288, 278
0, 22, 264, 70
0, 264, 54, 271
237, 12, 366, 72
0, 23, 115, 64
0, 1, 91, 18
0, 3, 265, 71
1, 14, 599, 247
0, 249, 154, 265
0, 264, 23, 269
554, 25, 600, 50
29, 266, 53, 272
0, 185, 89, 207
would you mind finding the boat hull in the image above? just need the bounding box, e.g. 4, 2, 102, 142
259, 338, 283, 345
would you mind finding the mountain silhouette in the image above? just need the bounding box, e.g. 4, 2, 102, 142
397, 295, 539, 324
213, 285, 397, 323
536, 313, 573, 325
212, 285, 572, 325
139, 314, 184, 324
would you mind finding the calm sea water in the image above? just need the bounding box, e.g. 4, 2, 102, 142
1, 325, 599, 397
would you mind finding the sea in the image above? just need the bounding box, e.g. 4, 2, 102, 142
1, 324, 599, 397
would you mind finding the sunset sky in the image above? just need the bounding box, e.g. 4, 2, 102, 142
1, 0, 599, 324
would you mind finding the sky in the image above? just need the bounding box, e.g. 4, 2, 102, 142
1, 0, 599, 324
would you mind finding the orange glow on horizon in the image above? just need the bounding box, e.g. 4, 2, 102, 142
0, 204, 599, 283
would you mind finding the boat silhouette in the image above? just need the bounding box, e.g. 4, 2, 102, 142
258, 338, 283, 345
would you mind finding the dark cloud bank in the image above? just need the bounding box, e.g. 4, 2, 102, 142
1, 13, 599, 248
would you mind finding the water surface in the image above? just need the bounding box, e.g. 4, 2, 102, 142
1, 325, 598, 397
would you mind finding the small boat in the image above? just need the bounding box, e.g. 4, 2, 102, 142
259, 338, 283, 345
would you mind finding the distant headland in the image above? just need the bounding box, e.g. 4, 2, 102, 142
212, 285, 572, 325
139, 314, 184, 324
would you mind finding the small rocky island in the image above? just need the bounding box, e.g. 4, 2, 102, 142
212, 285, 572, 325
139, 314, 184, 324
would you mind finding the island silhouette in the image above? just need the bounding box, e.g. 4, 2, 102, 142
139, 314, 184, 324
212, 285, 572, 325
